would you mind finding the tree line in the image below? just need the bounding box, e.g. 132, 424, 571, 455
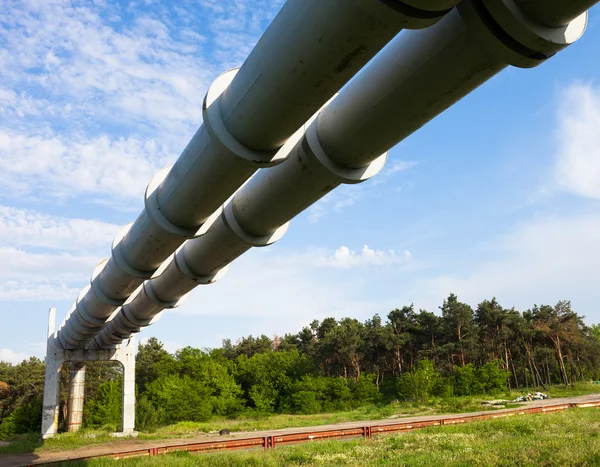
1, 295, 599, 436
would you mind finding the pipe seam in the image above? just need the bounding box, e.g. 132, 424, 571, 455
380, 0, 453, 20
91, 262, 127, 306
173, 247, 231, 284
224, 202, 289, 248
458, 0, 587, 68
306, 122, 388, 185
203, 70, 285, 166
144, 167, 203, 239
111, 225, 155, 280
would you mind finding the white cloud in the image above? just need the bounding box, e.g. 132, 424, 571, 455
0, 247, 100, 300
385, 160, 418, 175
420, 213, 600, 321
554, 83, 600, 199
0, 131, 169, 204
0, 206, 117, 252
307, 185, 364, 223
317, 245, 411, 269
0, 348, 30, 364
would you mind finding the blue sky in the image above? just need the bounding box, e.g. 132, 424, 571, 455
1, 0, 600, 363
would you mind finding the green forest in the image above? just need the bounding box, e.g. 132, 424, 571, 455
1, 295, 600, 439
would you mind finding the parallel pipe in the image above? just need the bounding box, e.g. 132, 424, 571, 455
57, 0, 460, 349
93, 0, 594, 348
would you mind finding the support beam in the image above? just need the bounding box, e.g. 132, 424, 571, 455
66, 363, 86, 433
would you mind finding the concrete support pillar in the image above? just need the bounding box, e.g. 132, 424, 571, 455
42, 308, 61, 439
66, 363, 86, 432
42, 307, 137, 438
121, 348, 136, 433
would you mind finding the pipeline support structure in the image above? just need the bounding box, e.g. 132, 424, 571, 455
42, 0, 599, 437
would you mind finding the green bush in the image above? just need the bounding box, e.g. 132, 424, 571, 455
290, 391, 322, 414
397, 359, 440, 402
453, 364, 483, 396
146, 375, 213, 423
0, 398, 42, 439
85, 380, 122, 428
135, 395, 165, 432
350, 374, 381, 405
476, 361, 507, 394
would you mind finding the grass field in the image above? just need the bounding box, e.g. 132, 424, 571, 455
1, 383, 599, 458
56, 407, 600, 466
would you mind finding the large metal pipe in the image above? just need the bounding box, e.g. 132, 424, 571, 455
56, 0, 460, 349
513, 0, 597, 26
92, 0, 594, 348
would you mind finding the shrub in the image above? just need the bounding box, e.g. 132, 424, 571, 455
350, 374, 381, 405
397, 359, 440, 402
135, 395, 165, 432
453, 364, 483, 396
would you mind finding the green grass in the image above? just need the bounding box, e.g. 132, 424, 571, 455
1, 383, 598, 457
60, 407, 600, 466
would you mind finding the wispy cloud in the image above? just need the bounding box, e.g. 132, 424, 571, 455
0, 206, 117, 252
0, 348, 30, 364
307, 185, 364, 223
554, 83, 600, 199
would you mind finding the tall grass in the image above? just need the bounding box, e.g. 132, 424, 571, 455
79, 407, 600, 466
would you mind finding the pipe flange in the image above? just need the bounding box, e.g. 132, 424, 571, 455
223, 201, 289, 247
145, 167, 204, 239
174, 247, 231, 284
458, 0, 587, 68
143, 281, 185, 309
485, 0, 587, 55
306, 122, 388, 185
203, 69, 286, 167
111, 224, 155, 280
90, 261, 127, 306
381, 0, 456, 23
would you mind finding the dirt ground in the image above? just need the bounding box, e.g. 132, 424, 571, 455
1, 393, 599, 467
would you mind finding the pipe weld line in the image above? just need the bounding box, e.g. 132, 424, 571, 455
202, 69, 286, 167
73, 292, 110, 327
379, 0, 454, 22
458, 0, 587, 68
174, 247, 231, 284
305, 122, 388, 185
91, 262, 127, 306
223, 201, 289, 247
111, 224, 155, 280
143, 281, 181, 309
144, 166, 204, 239
110, 310, 144, 334
122, 307, 154, 329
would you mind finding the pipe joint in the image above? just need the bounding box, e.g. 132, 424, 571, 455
379, 0, 459, 28
91, 261, 127, 307
144, 167, 205, 239
308, 122, 388, 184
458, 0, 587, 68
111, 225, 155, 280
174, 245, 231, 285
143, 281, 184, 309
203, 69, 286, 166
224, 202, 289, 248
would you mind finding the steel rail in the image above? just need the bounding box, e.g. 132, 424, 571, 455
25, 399, 600, 466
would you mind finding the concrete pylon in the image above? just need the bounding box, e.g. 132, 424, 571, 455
66, 363, 86, 432
42, 308, 136, 439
